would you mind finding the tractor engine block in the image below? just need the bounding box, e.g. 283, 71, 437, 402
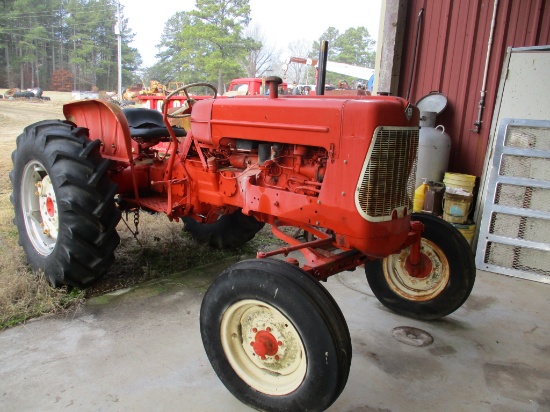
227, 143, 327, 196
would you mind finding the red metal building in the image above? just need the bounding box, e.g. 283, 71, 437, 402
380, 0, 550, 177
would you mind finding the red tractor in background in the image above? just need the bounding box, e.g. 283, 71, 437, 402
10, 75, 475, 411
225, 77, 288, 95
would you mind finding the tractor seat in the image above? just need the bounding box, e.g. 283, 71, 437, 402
122, 108, 186, 140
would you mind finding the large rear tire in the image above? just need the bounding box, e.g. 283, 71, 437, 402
365, 213, 475, 320
200, 258, 351, 411
10, 120, 121, 287
183, 209, 264, 248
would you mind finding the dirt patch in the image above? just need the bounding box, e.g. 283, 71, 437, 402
0, 96, 70, 199
2, 98, 64, 151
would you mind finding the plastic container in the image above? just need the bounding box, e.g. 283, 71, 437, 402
424, 182, 445, 215
452, 223, 476, 245
443, 172, 476, 194
413, 179, 429, 212
442, 192, 473, 224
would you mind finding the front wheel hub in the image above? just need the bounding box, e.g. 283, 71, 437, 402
405, 253, 433, 279
251, 329, 281, 359
221, 299, 307, 395
383, 238, 450, 301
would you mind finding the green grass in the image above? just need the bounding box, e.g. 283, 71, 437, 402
84, 213, 281, 297
0, 269, 86, 330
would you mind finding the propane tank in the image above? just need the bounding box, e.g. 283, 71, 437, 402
415, 111, 452, 189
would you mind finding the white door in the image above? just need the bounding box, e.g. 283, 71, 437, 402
475, 46, 550, 283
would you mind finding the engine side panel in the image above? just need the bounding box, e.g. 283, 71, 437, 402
188, 95, 419, 257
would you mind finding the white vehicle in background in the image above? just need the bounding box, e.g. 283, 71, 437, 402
71, 90, 99, 100
284, 57, 375, 94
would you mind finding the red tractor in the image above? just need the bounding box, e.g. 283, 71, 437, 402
11, 77, 475, 411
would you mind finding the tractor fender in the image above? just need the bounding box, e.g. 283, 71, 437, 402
63, 99, 138, 164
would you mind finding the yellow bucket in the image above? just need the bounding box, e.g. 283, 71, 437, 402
443, 173, 476, 194
452, 223, 476, 245
443, 192, 472, 224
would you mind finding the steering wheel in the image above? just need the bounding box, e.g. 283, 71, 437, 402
165, 82, 218, 118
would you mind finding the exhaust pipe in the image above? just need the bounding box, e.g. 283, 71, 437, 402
316, 41, 328, 96
265, 76, 282, 98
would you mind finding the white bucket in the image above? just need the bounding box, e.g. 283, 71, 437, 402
443, 192, 473, 224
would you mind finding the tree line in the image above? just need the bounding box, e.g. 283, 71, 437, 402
0, 0, 140, 91
0, 0, 375, 93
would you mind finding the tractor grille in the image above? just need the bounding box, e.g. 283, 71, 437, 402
355, 127, 419, 222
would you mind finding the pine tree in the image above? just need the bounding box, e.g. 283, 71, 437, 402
0, 0, 141, 91
153, 0, 253, 91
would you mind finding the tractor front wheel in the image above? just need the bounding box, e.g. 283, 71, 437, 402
200, 258, 351, 411
10, 120, 121, 287
365, 213, 475, 320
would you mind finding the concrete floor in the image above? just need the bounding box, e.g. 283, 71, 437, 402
1, 256, 549, 412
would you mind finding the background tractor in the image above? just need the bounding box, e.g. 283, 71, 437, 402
11, 75, 475, 411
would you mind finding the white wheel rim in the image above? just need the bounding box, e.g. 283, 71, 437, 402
21, 160, 58, 256
220, 299, 307, 396
383, 238, 450, 301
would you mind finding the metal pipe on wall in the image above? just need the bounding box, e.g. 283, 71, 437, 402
473, 0, 499, 133
116, 1, 122, 103
406, 8, 424, 101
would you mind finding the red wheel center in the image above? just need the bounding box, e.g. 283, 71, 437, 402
46, 197, 55, 217
405, 253, 433, 279
251, 330, 279, 358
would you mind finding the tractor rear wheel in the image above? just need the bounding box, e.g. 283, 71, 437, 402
200, 258, 351, 411
183, 209, 264, 248
365, 213, 475, 320
10, 120, 121, 287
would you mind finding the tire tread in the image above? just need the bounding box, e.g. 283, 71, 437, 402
10, 120, 120, 287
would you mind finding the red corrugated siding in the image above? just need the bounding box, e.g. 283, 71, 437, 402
397, 0, 550, 177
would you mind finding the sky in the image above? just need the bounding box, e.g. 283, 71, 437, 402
120, 0, 382, 68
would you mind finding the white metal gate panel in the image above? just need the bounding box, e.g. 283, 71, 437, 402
476, 118, 550, 284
